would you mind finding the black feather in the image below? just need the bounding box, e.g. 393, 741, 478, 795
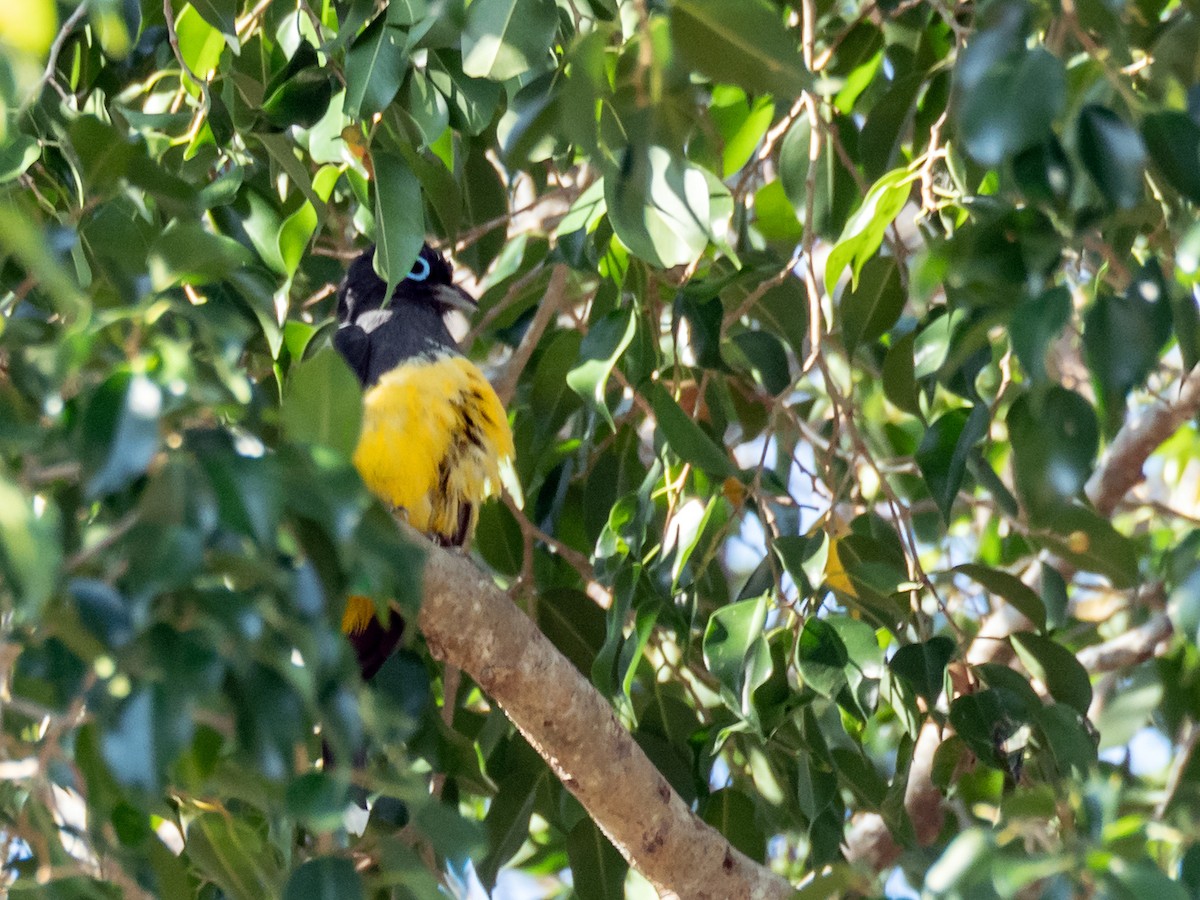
332, 323, 371, 385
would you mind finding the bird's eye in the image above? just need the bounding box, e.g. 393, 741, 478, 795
408, 256, 431, 281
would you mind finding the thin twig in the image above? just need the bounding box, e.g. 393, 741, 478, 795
36, 1, 90, 102
494, 264, 571, 405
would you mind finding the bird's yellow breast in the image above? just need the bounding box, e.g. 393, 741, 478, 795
353, 352, 513, 540
343, 353, 513, 636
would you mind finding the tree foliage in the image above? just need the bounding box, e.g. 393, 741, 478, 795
1, 0, 1199, 896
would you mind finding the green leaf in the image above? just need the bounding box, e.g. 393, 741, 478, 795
258, 42, 333, 130
190, 0, 237, 41
566, 307, 637, 429
285, 773, 350, 833
648, 381, 736, 479
703, 595, 772, 715
956, 48, 1065, 166
883, 331, 922, 417
1011, 286, 1071, 383
700, 788, 767, 862
955, 563, 1047, 632
478, 740, 547, 887
1077, 105, 1147, 209
889, 636, 955, 704
795, 617, 850, 699
186, 813, 283, 900
839, 256, 905, 357
730, 330, 792, 395
606, 146, 726, 269
1143, 111, 1200, 203
70, 578, 135, 649
1011, 632, 1092, 715
148, 221, 253, 290
461, 0, 557, 81
371, 151, 425, 302
915, 404, 988, 523
0, 478, 61, 622
670, 0, 808, 100
100, 686, 193, 795
1041, 705, 1099, 782
344, 14, 408, 119
282, 350, 362, 458
824, 169, 914, 296
282, 858, 364, 900
566, 818, 627, 900
1083, 271, 1173, 435
474, 499, 524, 576
1007, 386, 1098, 520
1031, 505, 1138, 589
949, 689, 1026, 764
1013, 136, 1074, 206
83, 371, 162, 498
427, 50, 503, 136
0, 134, 40, 183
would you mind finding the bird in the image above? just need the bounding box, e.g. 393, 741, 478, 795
332, 243, 514, 680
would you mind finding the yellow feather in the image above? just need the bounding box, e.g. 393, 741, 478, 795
343, 354, 512, 636
352, 354, 514, 540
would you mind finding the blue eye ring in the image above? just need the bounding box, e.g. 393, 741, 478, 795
408, 256, 431, 281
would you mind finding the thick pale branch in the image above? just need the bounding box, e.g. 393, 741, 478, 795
413, 538, 792, 899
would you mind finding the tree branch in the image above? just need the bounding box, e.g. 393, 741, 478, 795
411, 533, 793, 899
1086, 366, 1200, 517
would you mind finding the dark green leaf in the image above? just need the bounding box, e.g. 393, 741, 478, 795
670, 0, 808, 100
372, 151, 425, 302
955, 563, 1047, 632
883, 331, 922, 417
1083, 271, 1173, 435
461, 0, 557, 81
730, 330, 792, 395
282, 858, 364, 900
83, 371, 162, 498
149, 221, 252, 289
344, 14, 408, 119
700, 788, 766, 862
1011, 286, 1071, 383
282, 350, 362, 458
915, 404, 988, 523
474, 499, 524, 576
889, 636, 955, 704
1142, 111, 1200, 203
839, 256, 905, 356
1011, 631, 1093, 715
1007, 386, 1098, 520
285, 773, 350, 833
956, 48, 1065, 166
649, 381, 736, 479
566, 817, 627, 900
795, 617, 850, 699
191, 0, 237, 40
1078, 105, 1147, 209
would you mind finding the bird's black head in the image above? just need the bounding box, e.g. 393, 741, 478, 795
336, 243, 473, 324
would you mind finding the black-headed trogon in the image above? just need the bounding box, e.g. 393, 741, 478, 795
333, 243, 513, 679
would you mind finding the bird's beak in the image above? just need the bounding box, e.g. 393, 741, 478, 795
433, 283, 478, 315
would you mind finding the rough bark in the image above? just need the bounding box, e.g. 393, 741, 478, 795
413, 536, 793, 900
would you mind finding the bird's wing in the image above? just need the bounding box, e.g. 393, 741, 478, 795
333, 324, 371, 386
